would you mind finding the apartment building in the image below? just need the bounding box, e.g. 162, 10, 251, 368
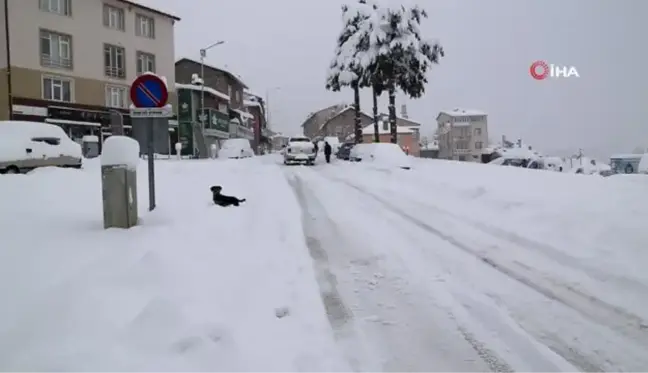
436, 108, 489, 162
0, 0, 179, 143
174, 58, 254, 157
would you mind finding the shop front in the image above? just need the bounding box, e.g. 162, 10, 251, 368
11, 98, 132, 144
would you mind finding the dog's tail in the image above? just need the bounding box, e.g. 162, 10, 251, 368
239, 198, 246, 203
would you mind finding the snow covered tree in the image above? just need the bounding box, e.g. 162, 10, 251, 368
369, 5, 444, 143
326, 0, 378, 144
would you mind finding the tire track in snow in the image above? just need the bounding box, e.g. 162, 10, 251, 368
321, 172, 648, 371
354, 166, 648, 296
285, 167, 509, 372
326, 174, 648, 339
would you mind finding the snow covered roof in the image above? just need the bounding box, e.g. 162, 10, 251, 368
243, 100, 261, 107
300, 103, 348, 128
175, 83, 230, 101
361, 123, 413, 135
437, 108, 487, 119
233, 108, 254, 120
175, 57, 248, 89
322, 105, 373, 129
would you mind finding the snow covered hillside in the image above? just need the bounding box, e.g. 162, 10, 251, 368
0, 159, 347, 371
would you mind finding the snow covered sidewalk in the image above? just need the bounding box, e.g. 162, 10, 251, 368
0, 158, 347, 371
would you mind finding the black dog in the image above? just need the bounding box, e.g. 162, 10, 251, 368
210, 186, 246, 207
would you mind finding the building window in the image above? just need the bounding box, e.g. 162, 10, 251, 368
227, 85, 232, 98
136, 51, 156, 74
39, 30, 72, 69
42, 76, 72, 102
235, 90, 240, 102
136, 14, 155, 38
103, 4, 125, 31
474, 128, 482, 136
105, 85, 127, 108
475, 141, 483, 149
104, 44, 125, 79
218, 103, 228, 114
40, 0, 71, 16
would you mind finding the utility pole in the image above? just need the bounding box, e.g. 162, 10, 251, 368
198, 40, 225, 156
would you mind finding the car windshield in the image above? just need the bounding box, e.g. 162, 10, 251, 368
290, 138, 310, 142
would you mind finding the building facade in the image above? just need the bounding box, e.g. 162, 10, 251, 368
436, 108, 489, 162
301, 103, 348, 139
0, 0, 179, 145
360, 120, 420, 156
243, 92, 269, 153
301, 104, 422, 148
174, 58, 254, 157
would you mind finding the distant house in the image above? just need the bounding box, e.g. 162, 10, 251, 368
301, 104, 421, 145
360, 118, 420, 156
436, 108, 489, 162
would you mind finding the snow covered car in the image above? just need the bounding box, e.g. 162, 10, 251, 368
349, 143, 412, 170
218, 138, 254, 159
0, 120, 82, 174
284, 136, 316, 165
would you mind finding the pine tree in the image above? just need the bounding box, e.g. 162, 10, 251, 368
371, 5, 444, 143
326, 0, 376, 144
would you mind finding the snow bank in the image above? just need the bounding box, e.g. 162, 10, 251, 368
638, 153, 648, 173
101, 136, 140, 170
0, 159, 346, 371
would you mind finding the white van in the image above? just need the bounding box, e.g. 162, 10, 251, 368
0, 121, 83, 174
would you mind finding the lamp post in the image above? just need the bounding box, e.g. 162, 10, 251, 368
198, 40, 225, 156
265, 86, 281, 130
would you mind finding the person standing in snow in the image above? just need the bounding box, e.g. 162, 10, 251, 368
324, 141, 332, 163
313, 141, 319, 155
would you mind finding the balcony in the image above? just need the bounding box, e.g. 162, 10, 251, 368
41, 55, 72, 69
453, 148, 471, 154
105, 66, 126, 79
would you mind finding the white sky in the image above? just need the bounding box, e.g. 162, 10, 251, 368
141, 0, 647, 159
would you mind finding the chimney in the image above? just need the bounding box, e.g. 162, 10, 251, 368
400, 104, 408, 119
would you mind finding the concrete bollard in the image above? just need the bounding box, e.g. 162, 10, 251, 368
100, 136, 140, 229
175, 142, 182, 160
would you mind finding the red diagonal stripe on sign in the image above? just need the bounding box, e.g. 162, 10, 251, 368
137, 83, 160, 106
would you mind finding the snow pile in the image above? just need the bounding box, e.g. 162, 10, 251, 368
351, 143, 412, 169
0, 159, 346, 371
638, 153, 648, 173
101, 136, 140, 169
190, 73, 204, 86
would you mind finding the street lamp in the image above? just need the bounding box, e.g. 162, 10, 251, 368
198, 40, 225, 132
265, 86, 280, 129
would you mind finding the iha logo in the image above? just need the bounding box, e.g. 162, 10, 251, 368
529, 60, 580, 80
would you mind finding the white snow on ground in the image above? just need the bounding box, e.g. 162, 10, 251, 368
4, 153, 648, 371
0, 158, 347, 371
309, 158, 648, 371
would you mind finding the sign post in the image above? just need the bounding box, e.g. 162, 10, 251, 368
129, 73, 171, 211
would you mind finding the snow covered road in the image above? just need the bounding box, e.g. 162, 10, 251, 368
284, 161, 648, 372
3, 155, 647, 371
